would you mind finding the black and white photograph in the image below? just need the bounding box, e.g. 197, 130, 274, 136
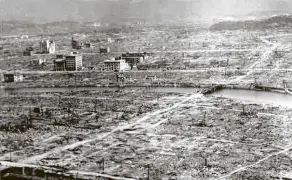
1, 0, 292, 179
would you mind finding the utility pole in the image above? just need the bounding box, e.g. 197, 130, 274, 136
147, 164, 150, 180
102, 158, 105, 173
9, 146, 12, 162
204, 158, 208, 167
283, 80, 286, 89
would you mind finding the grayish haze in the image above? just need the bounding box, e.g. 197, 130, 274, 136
0, 0, 291, 23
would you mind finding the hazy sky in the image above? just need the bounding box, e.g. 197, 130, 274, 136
0, 0, 291, 23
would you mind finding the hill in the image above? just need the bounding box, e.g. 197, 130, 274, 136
210, 15, 292, 31
2, 0, 292, 24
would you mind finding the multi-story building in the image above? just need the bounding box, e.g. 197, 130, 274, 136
53, 53, 82, 71
53, 59, 66, 71
53, 55, 65, 71
65, 52, 83, 71
103, 59, 130, 72
72, 37, 83, 50
116, 52, 150, 70
40, 40, 55, 54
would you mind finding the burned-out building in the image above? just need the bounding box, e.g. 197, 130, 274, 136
84, 42, 93, 48
72, 37, 84, 50
100, 47, 110, 54
30, 58, 46, 66
40, 40, 55, 54
23, 47, 34, 56
53, 53, 83, 71
116, 52, 151, 70
65, 52, 83, 71
53, 59, 66, 71
3, 72, 24, 83
53, 55, 66, 71
103, 59, 130, 72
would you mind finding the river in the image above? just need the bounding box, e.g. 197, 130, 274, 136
2, 86, 292, 108
213, 89, 292, 108
1, 86, 201, 94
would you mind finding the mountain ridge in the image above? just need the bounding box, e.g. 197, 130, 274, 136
1, 0, 292, 23
210, 14, 292, 31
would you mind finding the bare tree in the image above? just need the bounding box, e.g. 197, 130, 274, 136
59, 97, 80, 123
92, 98, 99, 113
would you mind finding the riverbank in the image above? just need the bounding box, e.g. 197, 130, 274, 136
2, 82, 291, 98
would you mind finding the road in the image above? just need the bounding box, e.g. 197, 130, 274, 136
231, 36, 279, 83
81, 48, 257, 55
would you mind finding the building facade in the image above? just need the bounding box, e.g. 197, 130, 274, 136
118, 52, 150, 70
3, 73, 24, 83
72, 37, 84, 50
65, 52, 83, 71
103, 59, 130, 72
40, 40, 56, 54
53, 59, 66, 71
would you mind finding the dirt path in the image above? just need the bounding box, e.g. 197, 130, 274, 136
217, 144, 292, 180
231, 36, 278, 83
21, 93, 200, 164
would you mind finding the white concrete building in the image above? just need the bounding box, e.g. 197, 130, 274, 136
103, 59, 130, 72
65, 52, 83, 71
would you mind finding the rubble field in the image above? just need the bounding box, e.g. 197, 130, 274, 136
1, 89, 292, 179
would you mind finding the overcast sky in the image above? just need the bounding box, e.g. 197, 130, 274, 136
0, 0, 291, 23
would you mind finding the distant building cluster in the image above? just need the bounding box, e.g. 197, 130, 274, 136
102, 52, 152, 72
53, 52, 83, 71
18, 34, 153, 74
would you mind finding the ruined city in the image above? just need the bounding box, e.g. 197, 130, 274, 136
1, 0, 292, 179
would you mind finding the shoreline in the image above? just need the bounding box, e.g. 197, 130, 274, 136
1, 83, 292, 97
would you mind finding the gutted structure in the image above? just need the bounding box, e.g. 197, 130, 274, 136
40, 40, 55, 54
103, 59, 130, 72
